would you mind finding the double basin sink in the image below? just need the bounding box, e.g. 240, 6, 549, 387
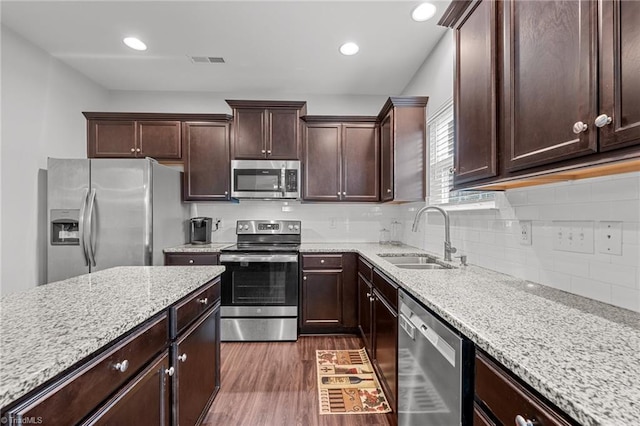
378, 254, 455, 270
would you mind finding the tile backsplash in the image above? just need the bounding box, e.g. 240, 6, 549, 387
400, 172, 640, 313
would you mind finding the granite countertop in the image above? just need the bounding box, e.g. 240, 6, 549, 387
300, 243, 640, 426
163, 243, 234, 253
0, 265, 225, 409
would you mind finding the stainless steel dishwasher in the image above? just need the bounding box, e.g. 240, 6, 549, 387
398, 289, 473, 426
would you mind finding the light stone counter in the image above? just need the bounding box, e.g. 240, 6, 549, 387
0, 265, 225, 409
163, 243, 234, 253
300, 243, 640, 426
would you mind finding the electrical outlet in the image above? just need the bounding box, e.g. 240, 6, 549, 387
553, 221, 594, 253
598, 221, 623, 255
519, 221, 532, 245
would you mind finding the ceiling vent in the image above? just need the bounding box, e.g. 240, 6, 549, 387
189, 56, 225, 64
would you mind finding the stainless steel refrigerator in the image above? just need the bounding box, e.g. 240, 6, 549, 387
47, 157, 188, 283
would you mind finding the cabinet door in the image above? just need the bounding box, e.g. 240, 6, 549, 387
599, 0, 640, 151
175, 307, 220, 426
164, 253, 219, 266
301, 270, 343, 328
373, 290, 397, 411
303, 124, 341, 201
233, 108, 266, 158
379, 113, 394, 201
88, 120, 136, 158
454, 0, 498, 185
137, 121, 181, 159
473, 403, 496, 426
503, 0, 598, 171
342, 124, 379, 201
183, 121, 230, 201
358, 274, 373, 354
268, 109, 300, 159
86, 352, 171, 426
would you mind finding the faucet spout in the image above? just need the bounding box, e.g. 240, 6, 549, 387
411, 205, 457, 261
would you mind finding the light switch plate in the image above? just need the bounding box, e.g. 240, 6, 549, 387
553, 221, 594, 253
598, 221, 623, 255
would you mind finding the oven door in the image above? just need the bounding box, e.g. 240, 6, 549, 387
219, 253, 299, 308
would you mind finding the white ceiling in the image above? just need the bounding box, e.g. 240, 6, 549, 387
1, 1, 450, 96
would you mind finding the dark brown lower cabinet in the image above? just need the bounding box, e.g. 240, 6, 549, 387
473, 402, 496, 426
475, 351, 575, 426
165, 253, 219, 266
299, 253, 357, 334
357, 257, 398, 412
86, 352, 171, 425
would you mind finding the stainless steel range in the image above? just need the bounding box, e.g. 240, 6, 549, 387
219, 220, 301, 341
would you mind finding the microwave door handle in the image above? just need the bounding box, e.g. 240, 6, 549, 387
280, 167, 286, 196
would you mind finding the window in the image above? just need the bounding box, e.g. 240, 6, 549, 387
427, 100, 494, 207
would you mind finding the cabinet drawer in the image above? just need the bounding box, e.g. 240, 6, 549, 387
302, 254, 342, 269
164, 253, 218, 266
475, 352, 573, 426
357, 256, 373, 282
173, 279, 221, 336
9, 314, 168, 426
373, 269, 398, 311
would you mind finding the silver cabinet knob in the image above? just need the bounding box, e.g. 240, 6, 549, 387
337, 192, 341, 196
130, 148, 135, 153
342, 192, 346, 196
224, 191, 228, 195
366, 292, 372, 297
369, 296, 375, 302
198, 297, 208, 305
449, 167, 456, 174
136, 148, 141, 152
113, 360, 129, 373
188, 259, 194, 264
178, 353, 187, 362
303, 276, 307, 280
165, 366, 175, 376
515, 415, 534, 426
261, 149, 266, 154
594, 114, 612, 128
320, 259, 325, 264
267, 150, 272, 154
572, 121, 588, 134
386, 189, 391, 193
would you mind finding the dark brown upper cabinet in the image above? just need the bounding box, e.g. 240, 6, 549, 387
502, 0, 598, 172
377, 97, 428, 202
84, 113, 182, 160
599, 0, 640, 152
452, 0, 498, 186
302, 116, 379, 202
441, 0, 640, 190
226, 100, 307, 160
182, 118, 232, 202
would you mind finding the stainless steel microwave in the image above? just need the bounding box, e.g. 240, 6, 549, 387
231, 160, 300, 199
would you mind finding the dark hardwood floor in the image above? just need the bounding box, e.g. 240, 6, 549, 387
203, 335, 394, 426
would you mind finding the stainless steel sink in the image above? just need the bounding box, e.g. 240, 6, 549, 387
378, 254, 454, 270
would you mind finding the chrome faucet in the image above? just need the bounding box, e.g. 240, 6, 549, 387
411, 205, 457, 261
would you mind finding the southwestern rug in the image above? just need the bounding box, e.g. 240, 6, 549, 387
316, 348, 392, 415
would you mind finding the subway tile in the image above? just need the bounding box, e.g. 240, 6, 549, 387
555, 182, 592, 203
606, 199, 640, 222
610, 285, 640, 312
570, 276, 612, 304
589, 261, 638, 289
591, 176, 640, 201
538, 269, 572, 292
553, 257, 590, 278
505, 189, 528, 206
526, 186, 557, 205
514, 205, 540, 220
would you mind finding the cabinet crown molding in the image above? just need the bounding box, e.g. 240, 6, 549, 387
376, 96, 429, 121
82, 112, 233, 121
301, 115, 377, 123
225, 100, 307, 110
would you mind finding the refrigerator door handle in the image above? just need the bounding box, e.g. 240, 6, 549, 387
78, 188, 90, 266
86, 188, 97, 267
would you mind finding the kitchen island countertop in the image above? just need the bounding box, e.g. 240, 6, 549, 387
0, 265, 225, 409
299, 243, 640, 426
163, 243, 233, 253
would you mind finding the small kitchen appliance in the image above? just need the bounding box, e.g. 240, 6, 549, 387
231, 160, 300, 199
190, 217, 212, 244
219, 219, 301, 341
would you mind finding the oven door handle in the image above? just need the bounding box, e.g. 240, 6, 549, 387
219, 254, 298, 263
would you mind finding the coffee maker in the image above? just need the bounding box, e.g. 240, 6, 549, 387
190, 217, 212, 244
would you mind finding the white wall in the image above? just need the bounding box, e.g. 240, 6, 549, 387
400, 32, 640, 312
1, 25, 109, 295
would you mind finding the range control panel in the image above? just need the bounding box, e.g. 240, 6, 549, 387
236, 220, 301, 235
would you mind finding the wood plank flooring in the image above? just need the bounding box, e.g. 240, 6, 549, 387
203, 335, 394, 426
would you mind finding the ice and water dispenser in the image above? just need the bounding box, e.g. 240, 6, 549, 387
50, 209, 80, 245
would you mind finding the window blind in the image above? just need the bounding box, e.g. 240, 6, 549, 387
427, 100, 494, 206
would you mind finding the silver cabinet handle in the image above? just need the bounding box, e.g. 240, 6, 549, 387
113, 360, 129, 373
594, 114, 612, 128
515, 415, 534, 426
188, 259, 194, 264
572, 121, 588, 134
198, 297, 208, 305
130, 148, 135, 153
178, 353, 187, 362
165, 367, 175, 376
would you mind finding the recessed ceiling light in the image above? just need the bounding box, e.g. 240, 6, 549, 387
339, 42, 359, 56
123, 37, 147, 51
412, 2, 437, 22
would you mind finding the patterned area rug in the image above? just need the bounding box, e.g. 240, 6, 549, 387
316, 348, 392, 415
